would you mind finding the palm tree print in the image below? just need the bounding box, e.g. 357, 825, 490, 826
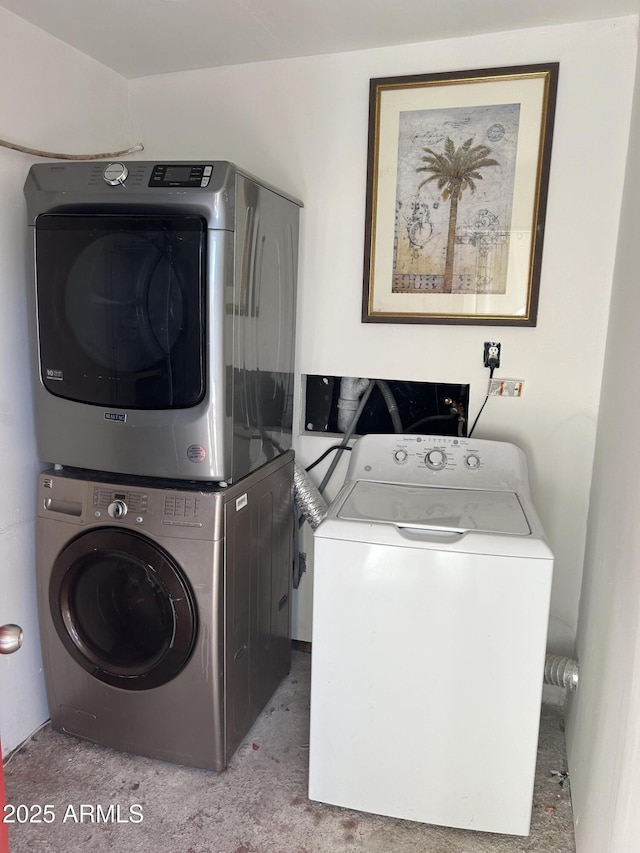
416, 138, 499, 293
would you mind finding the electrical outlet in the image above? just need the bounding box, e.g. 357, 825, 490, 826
483, 341, 501, 368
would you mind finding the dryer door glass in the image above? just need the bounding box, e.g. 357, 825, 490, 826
35, 214, 206, 409
50, 528, 198, 690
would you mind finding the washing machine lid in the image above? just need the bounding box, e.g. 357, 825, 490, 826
336, 480, 531, 535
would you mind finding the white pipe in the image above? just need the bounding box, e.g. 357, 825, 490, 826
337, 378, 370, 433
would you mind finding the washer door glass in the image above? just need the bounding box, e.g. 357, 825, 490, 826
50, 528, 198, 690
35, 213, 206, 409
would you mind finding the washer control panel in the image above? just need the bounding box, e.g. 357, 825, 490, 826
91, 485, 205, 527
345, 433, 529, 493
39, 472, 221, 540
94, 486, 147, 516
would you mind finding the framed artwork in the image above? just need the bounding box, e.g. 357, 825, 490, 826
362, 63, 559, 325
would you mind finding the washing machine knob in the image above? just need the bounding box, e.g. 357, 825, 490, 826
425, 449, 447, 470
103, 162, 129, 186
108, 499, 128, 519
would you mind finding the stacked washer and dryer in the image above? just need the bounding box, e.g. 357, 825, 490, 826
24, 161, 302, 770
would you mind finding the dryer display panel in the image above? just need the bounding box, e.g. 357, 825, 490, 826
35, 213, 206, 409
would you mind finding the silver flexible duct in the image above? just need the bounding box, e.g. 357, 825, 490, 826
294, 461, 329, 530
544, 655, 579, 692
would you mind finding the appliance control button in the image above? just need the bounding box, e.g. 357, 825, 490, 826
103, 162, 129, 186
107, 499, 128, 519
203, 165, 213, 176
425, 449, 447, 470
200, 176, 210, 187
393, 449, 408, 464
465, 454, 481, 469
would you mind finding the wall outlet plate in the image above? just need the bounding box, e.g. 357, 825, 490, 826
483, 341, 501, 368
488, 378, 524, 397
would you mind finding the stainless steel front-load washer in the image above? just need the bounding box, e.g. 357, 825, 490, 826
36, 452, 294, 770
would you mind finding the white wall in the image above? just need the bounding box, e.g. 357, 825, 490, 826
0, 7, 131, 754
565, 36, 640, 853
131, 17, 637, 646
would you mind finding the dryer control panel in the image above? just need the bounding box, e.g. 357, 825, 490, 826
148, 163, 214, 188
345, 433, 531, 494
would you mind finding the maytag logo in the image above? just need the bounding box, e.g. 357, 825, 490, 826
104, 412, 127, 423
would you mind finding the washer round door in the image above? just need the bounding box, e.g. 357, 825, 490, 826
49, 528, 198, 690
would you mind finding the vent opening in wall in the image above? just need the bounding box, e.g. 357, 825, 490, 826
304, 376, 469, 437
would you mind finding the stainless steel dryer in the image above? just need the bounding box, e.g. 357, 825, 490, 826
24, 161, 301, 483
36, 452, 294, 770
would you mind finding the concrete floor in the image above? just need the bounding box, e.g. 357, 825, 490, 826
4, 650, 575, 852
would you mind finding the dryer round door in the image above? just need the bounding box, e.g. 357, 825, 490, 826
49, 528, 197, 690
35, 213, 206, 409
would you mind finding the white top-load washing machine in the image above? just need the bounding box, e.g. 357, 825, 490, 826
308, 433, 553, 837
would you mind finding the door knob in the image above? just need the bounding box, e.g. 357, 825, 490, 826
0, 624, 23, 655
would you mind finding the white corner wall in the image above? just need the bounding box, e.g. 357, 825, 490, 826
131, 17, 637, 647
565, 28, 640, 853
0, 7, 131, 754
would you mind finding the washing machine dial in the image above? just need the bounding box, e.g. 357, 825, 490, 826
465, 453, 481, 469
108, 499, 128, 519
103, 162, 128, 186
425, 449, 447, 470
393, 449, 408, 464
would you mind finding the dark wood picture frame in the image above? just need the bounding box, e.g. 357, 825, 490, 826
362, 63, 559, 325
